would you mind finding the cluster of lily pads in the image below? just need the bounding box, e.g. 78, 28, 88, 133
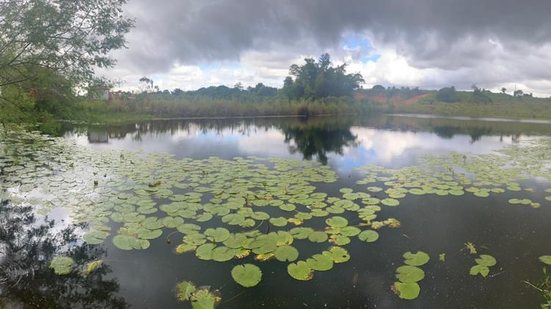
176, 280, 221, 309
392, 251, 430, 300
355, 139, 551, 208
469, 255, 497, 278
49, 256, 103, 277
3, 127, 551, 307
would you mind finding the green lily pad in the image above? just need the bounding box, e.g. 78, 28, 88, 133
396, 265, 425, 283
306, 254, 334, 271
274, 245, 299, 262
403, 251, 430, 266
269, 217, 288, 227
539, 255, 551, 265
231, 264, 262, 287
190, 288, 220, 309
81, 260, 103, 277
358, 230, 379, 243
469, 264, 490, 277
326, 216, 348, 228
289, 227, 314, 239
287, 261, 314, 281
325, 246, 350, 263
176, 280, 196, 301
475, 254, 496, 267
204, 227, 230, 242
381, 198, 400, 206
308, 231, 328, 243
49, 256, 74, 275
393, 282, 420, 300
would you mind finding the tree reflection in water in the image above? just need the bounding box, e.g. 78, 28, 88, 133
0, 199, 128, 308
282, 123, 358, 164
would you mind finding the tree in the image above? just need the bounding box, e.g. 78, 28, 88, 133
514, 89, 524, 97
0, 0, 134, 87
501, 87, 507, 94
139, 77, 155, 93
0, 0, 134, 109
436, 86, 460, 103
282, 53, 364, 100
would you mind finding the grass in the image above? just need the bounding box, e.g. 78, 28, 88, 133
371, 91, 551, 120
66, 96, 373, 124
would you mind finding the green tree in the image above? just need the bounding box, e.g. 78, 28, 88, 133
282, 53, 364, 100
0, 0, 134, 120
436, 86, 460, 103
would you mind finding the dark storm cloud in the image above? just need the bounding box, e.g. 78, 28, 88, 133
122, 0, 551, 74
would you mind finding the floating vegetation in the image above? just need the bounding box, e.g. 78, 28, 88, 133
469, 255, 497, 278
49, 256, 74, 275
392, 251, 430, 300
175, 280, 221, 309
81, 260, 103, 277
231, 264, 263, 287
4, 127, 551, 303
540, 256, 551, 266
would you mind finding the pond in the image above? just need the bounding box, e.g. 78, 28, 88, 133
2, 114, 551, 308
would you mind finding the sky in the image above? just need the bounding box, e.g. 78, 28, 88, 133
103, 0, 551, 96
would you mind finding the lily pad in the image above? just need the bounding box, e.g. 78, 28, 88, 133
308, 231, 328, 243
287, 261, 314, 281
176, 280, 196, 301
396, 265, 425, 283
231, 264, 262, 287
475, 254, 496, 267
326, 216, 348, 228
274, 245, 299, 262
325, 246, 350, 263
49, 256, 74, 275
393, 282, 420, 300
539, 255, 551, 265
403, 251, 430, 267
469, 264, 490, 277
306, 254, 334, 271
358, 230, 379, 243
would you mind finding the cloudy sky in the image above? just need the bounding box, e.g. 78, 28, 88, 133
104, 0, 551, 96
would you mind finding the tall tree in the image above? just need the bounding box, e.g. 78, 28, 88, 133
0, 0, 134, 101
282, 53, 364, 100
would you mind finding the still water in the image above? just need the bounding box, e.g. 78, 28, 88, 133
2, 114, 551, 308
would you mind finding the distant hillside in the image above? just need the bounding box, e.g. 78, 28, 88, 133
357, 86, 551, 120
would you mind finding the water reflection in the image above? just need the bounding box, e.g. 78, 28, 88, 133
0, 199, 128, 308
62, 115, 551, 167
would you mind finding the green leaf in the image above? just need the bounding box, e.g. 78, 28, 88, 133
396, 265, 425, 283
358, 230, 379, 243
393, 282, 420, 300
381, 198, 400, 206
403, 251, 430, 266
231, 264, 262, 287
274, 245, 299, 262
539, 255, 551, 266
469, 264, 490, 277
287, 261, 314, 281
475, 254, 496, 267
190, 288, 220, 309
306, 254, 334, 271
269, 217, 288, 227
204, 227, 230, 242
325, 216, 348, 228
325, 247, 350, 263
176, 280, 196, 301
81, 260, 103, 277
308, 231, 328, 243
49, 256, 74, 275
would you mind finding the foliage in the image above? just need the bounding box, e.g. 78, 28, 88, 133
282, 53, 364, 100
0, 0, 133, 124
436, 86, 460, 103
0, 0, 133, 89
